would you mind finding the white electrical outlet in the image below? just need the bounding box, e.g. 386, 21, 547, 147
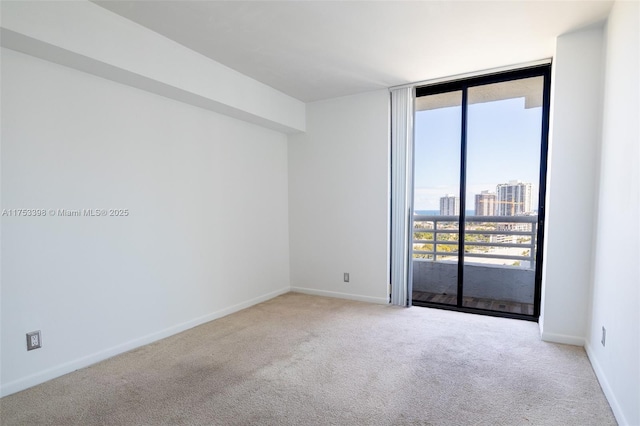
344, 273, 350, 282
26, 331, 42, 351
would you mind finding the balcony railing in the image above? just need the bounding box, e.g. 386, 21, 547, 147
412, 215, 538, 269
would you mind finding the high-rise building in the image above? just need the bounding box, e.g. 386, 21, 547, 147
440, 194, 460, 216
496, 180, 533, 216
475, 190, 496, 216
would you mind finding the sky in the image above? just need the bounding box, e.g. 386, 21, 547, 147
413, 94, 543, 211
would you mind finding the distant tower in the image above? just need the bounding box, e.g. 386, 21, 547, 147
496, 181, 532, 216
440, 194, 460, 216
475, 191, 497, 216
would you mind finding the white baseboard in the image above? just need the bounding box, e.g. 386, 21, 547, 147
290, 286, 388, 305
540, 331, 585, 346
0, 287, 290, 398
585, 342, 629, 426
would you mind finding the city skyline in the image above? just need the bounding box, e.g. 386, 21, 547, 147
414, 96, 543, 211
431, 180, 536, 216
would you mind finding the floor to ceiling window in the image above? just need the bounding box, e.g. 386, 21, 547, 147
411, 65, 551, 320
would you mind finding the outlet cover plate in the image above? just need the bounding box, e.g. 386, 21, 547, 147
27, 331, 42, 351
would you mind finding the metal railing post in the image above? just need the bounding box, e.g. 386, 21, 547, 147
433, 218, 438, 261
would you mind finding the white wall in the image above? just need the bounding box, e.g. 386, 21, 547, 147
0, 48, 291, 396
539, 25, 604, 345
585, 2, 640, 425
288, 90, 389, 304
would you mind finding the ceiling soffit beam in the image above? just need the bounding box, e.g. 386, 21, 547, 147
0, 1, 306, 134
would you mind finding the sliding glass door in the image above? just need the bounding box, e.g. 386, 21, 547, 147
412, 90, 462, 306
411, 65, 551, 320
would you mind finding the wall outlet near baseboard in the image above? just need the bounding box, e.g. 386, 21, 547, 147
601, 326, 606, 347
343, 272, 349, 283
27, 331, 42, 351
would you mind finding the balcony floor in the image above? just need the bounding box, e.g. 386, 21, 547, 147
413, 291, 534, 316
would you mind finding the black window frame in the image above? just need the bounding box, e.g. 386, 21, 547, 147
413, 64, 552, 321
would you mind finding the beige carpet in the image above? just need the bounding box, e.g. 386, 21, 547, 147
1, 293, 615, 425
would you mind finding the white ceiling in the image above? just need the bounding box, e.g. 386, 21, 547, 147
94, 1, 613, 103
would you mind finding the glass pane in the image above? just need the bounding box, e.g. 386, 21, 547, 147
412, 91, 462, 306
462, 76, 544, 315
